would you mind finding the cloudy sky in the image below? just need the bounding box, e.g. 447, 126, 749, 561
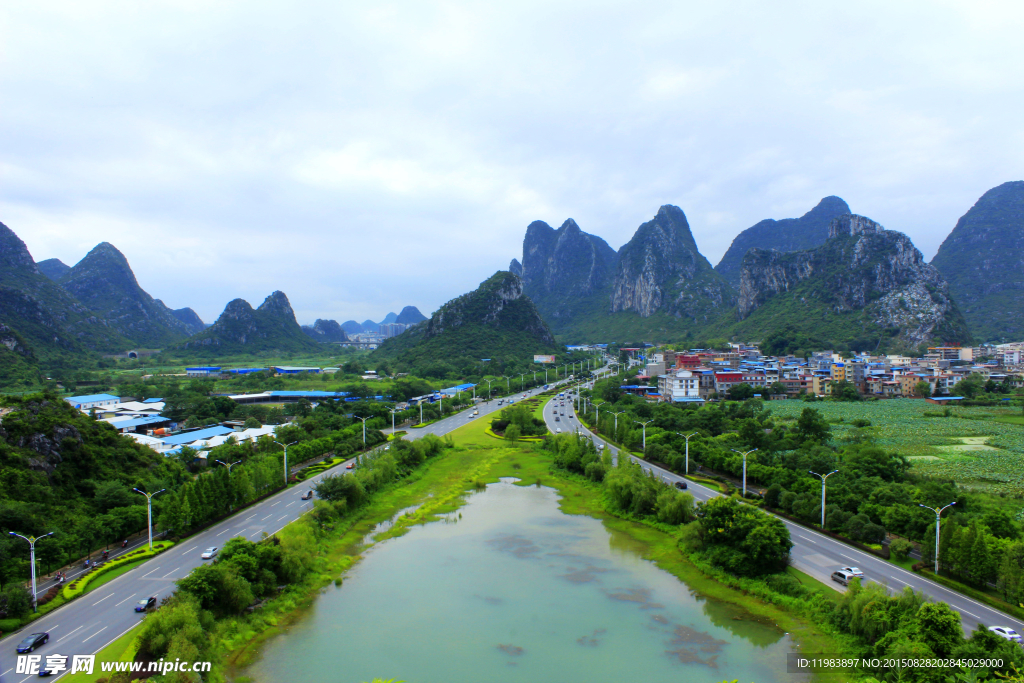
3, 2, 1023, 325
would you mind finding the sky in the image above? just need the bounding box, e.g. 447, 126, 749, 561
3, 1, 1023, 325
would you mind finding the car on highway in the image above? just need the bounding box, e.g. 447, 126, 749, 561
346, 463, 354, 469
840, 566, 865, 578
201, 547, 218, 560
830, 570, 857, 586
135, 596, 158, 612
674, 481, 688, 490
16, 632, 48, 653
554, 416, 560, 421
555, 428, 562, 433
989, 626, 1023, 643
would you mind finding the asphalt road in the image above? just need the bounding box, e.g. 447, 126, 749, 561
541, 387, 1023, 637
11, 378, 579, 682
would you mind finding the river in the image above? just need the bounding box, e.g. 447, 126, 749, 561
247, 479, 803, 683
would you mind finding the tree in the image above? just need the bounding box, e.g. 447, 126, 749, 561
914, 381, 932, 398
915, 602, 963, 658
727, 383, 755, 401
504, 424, 521, 441
956, 373, 984, 399
796, 407, 831, 443
697, 496, 792, 575
243, 416, 262, 428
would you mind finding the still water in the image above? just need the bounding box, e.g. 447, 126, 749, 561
247, 480, 802, 683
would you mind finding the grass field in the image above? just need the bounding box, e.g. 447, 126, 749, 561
769, 399, 1024, 495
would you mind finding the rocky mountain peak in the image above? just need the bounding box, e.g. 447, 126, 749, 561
611, 205, 734, 319
0, 221, 40, 273
183, 291, 318, 352
302, 318, 349, 342
395, 305, 427, 325
256, 290, 295, 317
509, 258, 523, 277
828, 214, 885, 239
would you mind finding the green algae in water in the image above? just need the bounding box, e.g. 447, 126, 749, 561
248, 480, 805, 683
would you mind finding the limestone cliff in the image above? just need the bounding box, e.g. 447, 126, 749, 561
302, 319, 350, 343
611, 205, 735, 322
182, 291, 320, 353
736, 214, 970, 348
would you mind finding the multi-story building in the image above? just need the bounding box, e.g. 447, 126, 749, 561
657, 369, 705, 404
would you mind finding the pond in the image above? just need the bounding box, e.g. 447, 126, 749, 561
247, 479, 802, 683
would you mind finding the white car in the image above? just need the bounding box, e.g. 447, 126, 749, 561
989, 626, 1022, 643
555, 428, 562, 433
201, 547, 218, 560
840, 566, 865, 578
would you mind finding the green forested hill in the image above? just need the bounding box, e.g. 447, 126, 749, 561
176, 291, 321, 356
0, 393, 183, 584
931, 181, 1024, 342
373, 271, 558, 369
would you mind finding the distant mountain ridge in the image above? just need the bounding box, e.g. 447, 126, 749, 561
37, 258, 70, 281
302, 319, 350, 343
181, 291, 320, 353
170, 307, 206, 335
715, 196, 851, 287
931, 181, 1024, 343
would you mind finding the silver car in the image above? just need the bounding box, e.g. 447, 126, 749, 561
989, 626, 1022, 643
201, 547, 218, 560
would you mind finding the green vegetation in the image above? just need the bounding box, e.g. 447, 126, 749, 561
372, 271, 559, 371
62, 541, 174, 600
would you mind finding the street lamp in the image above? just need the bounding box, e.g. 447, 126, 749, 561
731, 448, 758, 497
519, 373, 526, 391
676, 432, 698, 475
610, 410, 626, 436
389, 407, 399, 433
919, 501, 956, 574
9, 531, 53, 612
808, 470, 839, 528
215, 459, 241, 473
503, 375, 512, 392
133, 488, 166, 550
273, 440, 299, 486
634, 419, 654, 451
483, 378, 496, 402
353, 416, 370, 445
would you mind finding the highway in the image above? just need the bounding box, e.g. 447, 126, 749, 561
13, 378, 560, 682
541, 383, 1024, 637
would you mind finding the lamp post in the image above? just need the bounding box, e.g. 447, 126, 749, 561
503, 375, 512, 392
354, 416, 370, 445
919, 501, 956, 574
483, 379, 495, 402
273, 440, 298, 486
676, 432, 698, 475
731, 448, 758, 497
132, 488, 166, 550
635, 419, 654, 451
808, 470, 839, 528
389, 407, 399, 433
215, 459, 241, 473
610, 410, 626, 437
9, 531, 53, 612
419, 401, 424, 425
519, 373, 526, 391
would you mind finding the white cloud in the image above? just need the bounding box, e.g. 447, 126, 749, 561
1, 0, 1023, 325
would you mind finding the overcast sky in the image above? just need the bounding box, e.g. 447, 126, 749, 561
3, 2, 1023, 325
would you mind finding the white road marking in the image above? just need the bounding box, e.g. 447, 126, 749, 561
889, 576, 909, 586
2, 668, 10, 676
114, 593, 137, 607
797, 534, 816, 543
141, 566, 162, 578
271, 501, 281, 506
261, 514, 273, 521
286, 501, 296, 507
181, 545, 198, 555
54, 625, 86, 643
840, 553, 857, 562
278, 515, 288, 521
962, 609, 981, 619
216, 528, 231, 537
82, 626, 108, 643
245, 514, 257, 521
160, 569, 176, 579
91, 593, 113, 606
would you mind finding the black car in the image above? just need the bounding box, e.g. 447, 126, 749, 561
674, 481, 688, 490
16, 632, 48, 653
135, 596, 158, 612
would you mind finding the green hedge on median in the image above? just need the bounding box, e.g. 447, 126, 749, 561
62, 541, 175, 601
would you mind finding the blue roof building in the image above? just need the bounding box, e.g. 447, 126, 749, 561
65, 394, 119, 410
161, 426, 234, 446
107, 415, 170, 432
142, 397, 164, 403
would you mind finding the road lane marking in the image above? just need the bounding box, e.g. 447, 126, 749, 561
160, 569, 176, 579
114, 593, 137, 607
889, 576, 909, 586
271, 501, 280, 506
261, 514, 273, 521
797, 534, 816, 543
278, 515, 288, 521
962, 609, 981, 619
141, 566, 162, 578
839, 553, 858, 562
286, 501, 296, 507
181, 545, 198, 555
82, 626, 107, 643
54, 625, 86, 643
216, 528, 231, 537
91, 593, 113, 606
244, 514, 256, 521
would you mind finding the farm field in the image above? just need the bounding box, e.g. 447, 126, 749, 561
769, 399, 1024, 496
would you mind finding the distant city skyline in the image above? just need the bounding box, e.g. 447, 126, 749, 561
3, 2, 1023, 324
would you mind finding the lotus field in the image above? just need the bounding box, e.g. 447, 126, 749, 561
769, 399, 1024, 495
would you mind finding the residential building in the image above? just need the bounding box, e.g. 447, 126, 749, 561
65, 393, 120, 411
658, 369, 704, 404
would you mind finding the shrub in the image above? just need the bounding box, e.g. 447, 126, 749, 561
890, 538, 914, 561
